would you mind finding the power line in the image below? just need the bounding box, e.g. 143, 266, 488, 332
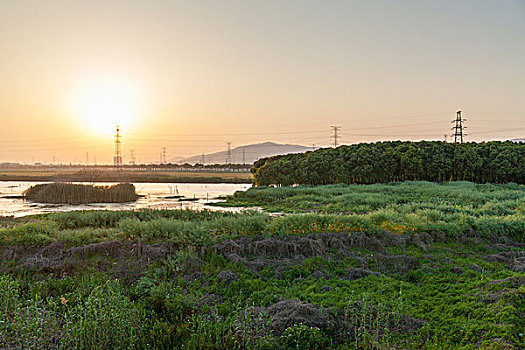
127, 130, 327, 137
340, 132, 446, 137
0, 136, 91, 143
2, 118, 523, 147
469, 127, 525, 135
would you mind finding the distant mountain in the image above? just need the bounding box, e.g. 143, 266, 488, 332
177, 142, 312, 165
510, 138, 525, 143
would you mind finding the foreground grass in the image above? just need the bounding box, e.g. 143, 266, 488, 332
0, 182, 523, 349
1, 238, 522, 349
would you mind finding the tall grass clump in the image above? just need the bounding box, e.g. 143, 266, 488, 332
0, 221, 58, 247
49, 208, 237, 229
119, 218, 211, 245
25, 183, 139, 204
206, 212, 268, 237
0, 280, 63, 350
119, 212, 268, 244
0, 275, 21, 317
63, 279, 149, 349
268, 214, 377, 236
49, 210, 134, 229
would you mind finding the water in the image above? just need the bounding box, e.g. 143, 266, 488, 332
0, 181, 252, 217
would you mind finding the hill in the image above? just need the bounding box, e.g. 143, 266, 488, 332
178, 142, 311, 165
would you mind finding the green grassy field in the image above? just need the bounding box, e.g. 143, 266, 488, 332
222, 181, 525, 238
0, 182, 523, 349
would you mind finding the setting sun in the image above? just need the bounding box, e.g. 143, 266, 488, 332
69, 75, 141, 135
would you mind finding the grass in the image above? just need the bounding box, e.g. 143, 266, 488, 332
0, 181, 523, 349
221, 181, 525, 239
224, 182, 525, 213
1, 243, 522, 349
1, 206, 524, 249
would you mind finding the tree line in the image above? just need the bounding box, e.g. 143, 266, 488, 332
251, 141, 525, 186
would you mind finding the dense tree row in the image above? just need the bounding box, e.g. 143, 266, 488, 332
252, 141, 525, 186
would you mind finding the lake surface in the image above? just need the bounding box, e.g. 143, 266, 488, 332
0, 182, 252, 217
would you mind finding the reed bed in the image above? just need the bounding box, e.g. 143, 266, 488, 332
24, 183, 139, 204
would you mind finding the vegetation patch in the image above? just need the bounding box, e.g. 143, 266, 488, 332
24, 182, 139, 204
223, 181, 525, 239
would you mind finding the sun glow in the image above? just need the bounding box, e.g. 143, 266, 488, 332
70, 75, 141, 135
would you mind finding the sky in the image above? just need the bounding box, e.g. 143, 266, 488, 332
1, 0, 524, 164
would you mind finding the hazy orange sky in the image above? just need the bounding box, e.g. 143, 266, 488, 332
1, 0, 524, 164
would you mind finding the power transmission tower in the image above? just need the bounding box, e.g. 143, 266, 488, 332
162, 147, 167, 164
201, 153, 205, 165
129, 150, 136, 165
312, 144, 316, 151
85, 152, 89, 166
242, 148, 246, 165
225, 142, 233, 164
444, 134, 448, 143
330, 126, 341, 148
113, 126, 123, 167
451, 111, 467, 143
